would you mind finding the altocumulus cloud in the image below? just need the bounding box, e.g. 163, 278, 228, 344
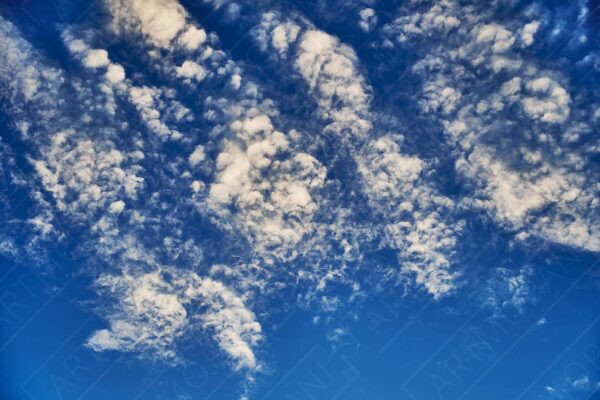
0, 0, 599, 398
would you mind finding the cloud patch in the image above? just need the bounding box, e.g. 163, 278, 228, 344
87, 268, 262, 370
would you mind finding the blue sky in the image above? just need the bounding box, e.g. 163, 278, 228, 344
0, 0, 599, 399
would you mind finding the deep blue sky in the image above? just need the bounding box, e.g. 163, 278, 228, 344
1, 0, 599, 399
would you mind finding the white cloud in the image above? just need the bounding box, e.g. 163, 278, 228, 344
1, 12, 269, 380
500, 77, 522, 98
106, 0, 188, 48
0, 16, 62, 102
255, 19, 465, 296
463, 148, 558, 224
294, 29, 372, 139
358, 8, 378, 33
108, 200, 125, 214
176, 60, 207, 81
357, 136, 461, 298
459, 147, 600, 252
272, 20, 463, 296
385, 1, 460, 43
357, 137, 423, 202
87, 268, 262, 370
474, 24, 515, 53
392, 0, 599, 254
178, 26, 207, 51
230, 74, 241, 89
484, 266, 533, 315
195, 276, 263, 371
521, 21, 541, 46
421, 78, 462, 115
6, 1, 598, 388
188, 145, 206, 167
62, 34, 126, 86
28, 215, 54, 237
572, 375, 590, 390
254, 13, 301, 58
231, 114, 273, 137
271, 22, 300, 57
522, 77, 571, 124
326, 327, 349, 342
128, 85, 184, 140
83, 49, 110, 68
534, 211, 600, 252
206, 112, 327, 262
33, 130, 143, 215
106, 63, 126, 83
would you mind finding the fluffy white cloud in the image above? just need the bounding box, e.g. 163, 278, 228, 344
358, 8, 378, 33
128, 85, 184, 140
384, 0, 460, 43
83, 49, 110, 68
254, 13, 301, 58
188, 145, 206, 167
252, 17, 466, 296
64, 34, 194, 144
520, 21, 541, 46
62, 35, 127, 86
389, 0, 599, 253
1, 12, 268, 380
206, 112, 327, 262
0, 17, 62, 102
178, 26, 207, 51
108, 200, 126, 214
106, 0, 188, 48
294, 29, 372, 139
195, 276, 262, 370
474, 24, 515, 53
87, 268, 262, 370
522, 76, 571, 124
357, 137, 461, 298
296, 30, 368, 109
272, 23, 300, 56
33, 130, 143, 215
258, 16, 465, 296
106, 63, 126, 83
230, 74, 242, 89
421, 78, 462, 115
176, 60, 207, 82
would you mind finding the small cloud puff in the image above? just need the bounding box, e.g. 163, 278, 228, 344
178, 26, 207, 51
521, 21, 541, 46
358, 8, 378, 33
106, 63, 126, 83
108, 200, 125, 214
83, 49, 110, 68
188, 145, 205, 167
572, 376, 590, 390
176, 60, 207, 82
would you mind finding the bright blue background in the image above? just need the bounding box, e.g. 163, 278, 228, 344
1, 0, 599, 399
